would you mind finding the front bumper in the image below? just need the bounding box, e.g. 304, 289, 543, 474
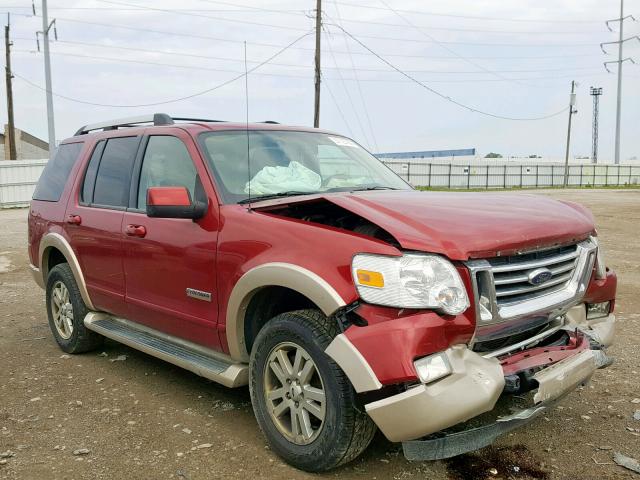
364, 345, 504, 442
330, 311, 615, 451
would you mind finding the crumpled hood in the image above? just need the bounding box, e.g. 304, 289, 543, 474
327, 190, 595, 260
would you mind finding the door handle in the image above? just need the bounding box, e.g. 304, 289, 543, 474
66, 214, 82, 225
125, 224, 147, 238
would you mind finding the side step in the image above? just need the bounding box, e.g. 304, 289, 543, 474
84, 312, 248, 388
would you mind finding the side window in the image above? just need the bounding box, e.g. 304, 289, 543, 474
80, 141, 105, 204
32, 142, 84, 202
137, 136, 197, 210
92, 137, 139, 208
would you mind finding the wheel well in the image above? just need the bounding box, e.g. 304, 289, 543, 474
46, 247, 67, 274
244, 286, 318, 354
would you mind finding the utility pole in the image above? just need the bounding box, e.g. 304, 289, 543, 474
590, 87, 603, 164
602, 0, 639, 164
4, 13, 16, 160
39, 0, 56, 157
563, 80, 576, 188
313, 0, 321, 128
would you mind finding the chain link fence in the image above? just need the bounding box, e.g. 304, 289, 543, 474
381, 162, 640, 189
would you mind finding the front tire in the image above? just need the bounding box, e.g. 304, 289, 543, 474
46, 263, 103, 354
249, 309, 376, 472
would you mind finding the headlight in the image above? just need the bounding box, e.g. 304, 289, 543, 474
352, 253, 470, 315
591, 236, 607, 279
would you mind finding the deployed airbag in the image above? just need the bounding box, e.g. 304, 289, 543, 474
245, 161, 321, 195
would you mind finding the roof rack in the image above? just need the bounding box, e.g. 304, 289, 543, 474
74, 114, 280, 136
74, 113, 174, 136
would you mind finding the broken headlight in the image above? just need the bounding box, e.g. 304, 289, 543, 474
352, 253, 469, 315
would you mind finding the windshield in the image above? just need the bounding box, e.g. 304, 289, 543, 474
199, 130, 411, 203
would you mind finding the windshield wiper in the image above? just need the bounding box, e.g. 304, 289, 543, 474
237, 191, 315, 204
350, 186, 399, 192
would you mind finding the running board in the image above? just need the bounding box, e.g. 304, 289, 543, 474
84, 312, 248, 388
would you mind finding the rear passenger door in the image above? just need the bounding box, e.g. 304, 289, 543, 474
122, 129, 220, 349
65, 136, 141, 317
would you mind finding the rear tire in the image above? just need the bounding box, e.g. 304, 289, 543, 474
249, 309, 376, 472
46, 263, 103, 354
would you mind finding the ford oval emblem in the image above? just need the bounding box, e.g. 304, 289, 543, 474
528, 268, 553, 286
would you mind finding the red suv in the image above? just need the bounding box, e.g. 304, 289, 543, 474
28, 114, 617, 471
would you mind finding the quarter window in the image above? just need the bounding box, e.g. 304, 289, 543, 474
92, 137, 139, 208
80, 141, 105, 204
32, 142, 84, 202
137, 136, 197, 210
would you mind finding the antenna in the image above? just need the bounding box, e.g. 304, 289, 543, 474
244, 40, 252, 211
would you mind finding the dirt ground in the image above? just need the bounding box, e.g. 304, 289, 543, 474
1, 189, 639, 480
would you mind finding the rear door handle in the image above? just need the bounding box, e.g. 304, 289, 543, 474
125, 224, 147, 238
66, 214, 82, 225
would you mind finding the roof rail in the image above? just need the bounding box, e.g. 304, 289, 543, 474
74, 113, 174, 136
74, 114, 280, 136
171, 117, 226, 123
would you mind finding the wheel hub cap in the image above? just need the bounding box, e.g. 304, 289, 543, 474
263, 342, 326, 445
51, 281, 74, 340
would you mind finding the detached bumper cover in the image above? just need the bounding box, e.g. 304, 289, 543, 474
403, 348, 611, 461
361, 312, 615, 452
364, 345, 504, 443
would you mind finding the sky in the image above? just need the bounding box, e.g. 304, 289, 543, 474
0, 0, 639, 161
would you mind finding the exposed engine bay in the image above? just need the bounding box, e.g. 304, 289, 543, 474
256, 198, 399, 246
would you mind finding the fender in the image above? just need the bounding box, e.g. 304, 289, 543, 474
225, 262, 346, 362
38, 232, 96, 310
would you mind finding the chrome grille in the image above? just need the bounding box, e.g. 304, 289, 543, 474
466, 239, 598, 345
488, 244, 579, 305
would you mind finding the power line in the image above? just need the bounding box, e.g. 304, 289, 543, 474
16, 13, 607, 48
6, 1, 607, 34
11, 30, 313, 107
328, 24, 570, 121
321, 71, 354, 137
329, 15, 604, 34
328, 0, 606, 24
11, 50, 608, 84
329, 3, 378, 151
0, 5, 304, 13
2, 13, 610, 57
375, 0, 547, 88
323, 31, 371, 146
12, 35, 606, 67
95, 0, 311, 32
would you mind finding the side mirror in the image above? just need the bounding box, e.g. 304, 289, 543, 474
146, 186, 207, 219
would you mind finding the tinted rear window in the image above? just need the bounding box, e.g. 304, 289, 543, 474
32, 142, 84, 202
92, 137, 139, 208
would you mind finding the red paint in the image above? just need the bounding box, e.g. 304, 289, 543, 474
147, 186, 191, 207
28, 121, 618, 386
124, 225, 147, 237
345, 304, 475, 384
66, 215, 82, 225
584, 269, 617, 305
499, 331, 588, 376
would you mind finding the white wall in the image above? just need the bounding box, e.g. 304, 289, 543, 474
0, 159, 47, 208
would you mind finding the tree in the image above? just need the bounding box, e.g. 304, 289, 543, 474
484, 152, 502, 158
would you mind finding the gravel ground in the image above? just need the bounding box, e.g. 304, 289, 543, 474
0, 189, 639, 480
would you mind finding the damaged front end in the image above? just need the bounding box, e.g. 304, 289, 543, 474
327, 236, 617, 461
397, 236, 617, 461
402, 326, 614, 461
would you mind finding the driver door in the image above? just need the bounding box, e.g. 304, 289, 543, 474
122, 129, 221, 349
